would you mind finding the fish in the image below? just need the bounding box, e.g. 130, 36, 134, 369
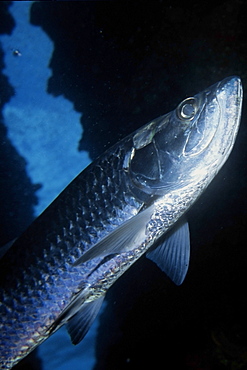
0, 76, 242, 369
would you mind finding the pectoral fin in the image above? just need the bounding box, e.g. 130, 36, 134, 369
146, 219, 190, 285
50, 286, 105, 345
67, 296, 105, 345
73, 204, 155, 266
0, 238, 17, 259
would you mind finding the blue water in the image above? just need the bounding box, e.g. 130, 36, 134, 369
1, 1, 90, 216
0, 2, 100, 369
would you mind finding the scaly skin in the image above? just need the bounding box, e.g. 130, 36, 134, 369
0, 76, 242, 369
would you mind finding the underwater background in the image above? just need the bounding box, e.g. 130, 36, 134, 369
1, 1, 247, 369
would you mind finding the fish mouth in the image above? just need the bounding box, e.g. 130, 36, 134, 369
174, 76, 242, 190
186, 75, 243, 189
180, 76, 242, 160
217, 75, 242, 98
213, 76, 242, 162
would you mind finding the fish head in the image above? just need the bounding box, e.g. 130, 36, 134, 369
129, 76, 242, 195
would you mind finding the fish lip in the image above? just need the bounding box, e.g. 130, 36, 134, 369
217, 76, 243, 123
184, 76, 242, 159
206, 75, 243, 169
180, 76, 242, 188
216, 75, 242, 142
217, 75, 242, 95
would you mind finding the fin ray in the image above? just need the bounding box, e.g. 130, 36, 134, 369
67, 296, 105, 344
146, 219, 190, 285
74, 205, 155, 266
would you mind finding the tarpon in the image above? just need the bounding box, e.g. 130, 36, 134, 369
0, 76, 242, 369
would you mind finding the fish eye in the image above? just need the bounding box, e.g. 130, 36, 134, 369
176, 97, 198, 121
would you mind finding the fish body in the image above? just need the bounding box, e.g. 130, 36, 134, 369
0, 76, 242, 368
